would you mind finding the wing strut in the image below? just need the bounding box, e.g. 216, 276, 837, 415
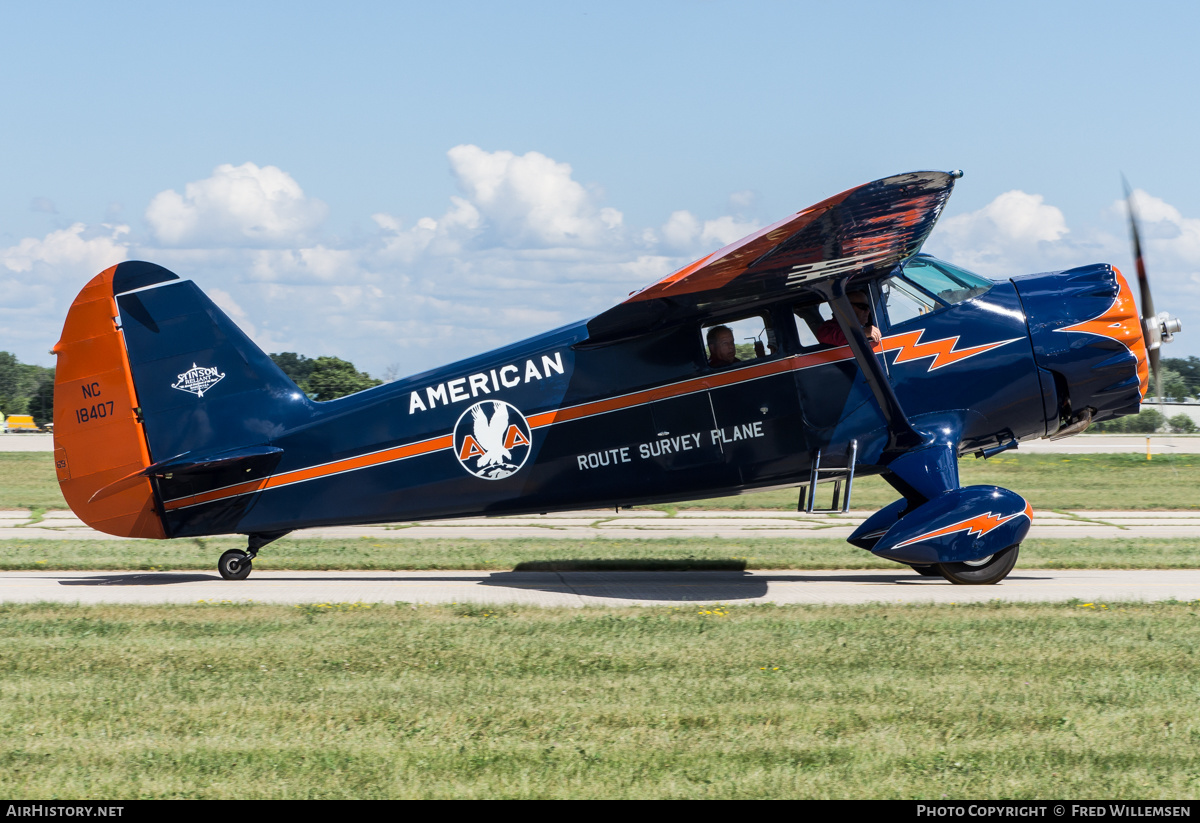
814, 278, 924, 457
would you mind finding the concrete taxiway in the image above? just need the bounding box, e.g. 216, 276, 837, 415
1, 568, 1197, 607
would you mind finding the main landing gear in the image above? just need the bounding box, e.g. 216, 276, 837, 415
217, 530, 291, 580
909, 544, 1020, 585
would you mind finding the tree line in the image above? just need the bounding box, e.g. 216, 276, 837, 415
4, 352, 1198, 429
267, 353, 382, 401
0, 352, 54, 424
0, 351, 384, 425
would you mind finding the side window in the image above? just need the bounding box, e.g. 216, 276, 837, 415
702, 314, 775, 368
791, 289, 879, 350
881, 276, 941, 327
792, 302, 832, 349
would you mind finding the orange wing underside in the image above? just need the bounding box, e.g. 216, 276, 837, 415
622, 178, 950, 305
52, 266, 165, 538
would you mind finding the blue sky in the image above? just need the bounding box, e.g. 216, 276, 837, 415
2, 0, 1197, 377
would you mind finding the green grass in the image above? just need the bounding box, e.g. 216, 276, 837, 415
3, 600, 1200, 799
5, 452, 1200, 512
666, 453, 1200, 512
0, 453, 66, 511
0, 536, 1196, 571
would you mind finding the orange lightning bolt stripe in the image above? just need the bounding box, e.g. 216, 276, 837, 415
1054, 268, 1149, 399
893, 501, 1033, 549
879, 329, 1023, 370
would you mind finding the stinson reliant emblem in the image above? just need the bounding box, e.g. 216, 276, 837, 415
171, 363, 225, 398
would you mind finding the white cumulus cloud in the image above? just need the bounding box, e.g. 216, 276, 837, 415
145, 162, 328, 248
1, 222, 129, 276
1116, 190, 1200, 273
930, 190, 1070, 276
658, 210, 760, 255
0, 147, 791, 374
444, 144, 624, 249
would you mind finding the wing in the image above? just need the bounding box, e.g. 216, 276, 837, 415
588, 170, 959, 339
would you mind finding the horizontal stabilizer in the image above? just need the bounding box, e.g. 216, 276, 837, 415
88, 446, 284, 504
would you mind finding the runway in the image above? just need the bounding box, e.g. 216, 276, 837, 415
1, 568, 1197, 607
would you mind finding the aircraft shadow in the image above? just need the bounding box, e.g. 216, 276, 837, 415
54, 572, 504, 586
481, 569, 1054, 601
58, 573, 217, 586
49, 569, 1053, 601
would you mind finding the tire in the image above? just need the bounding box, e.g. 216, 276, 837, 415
938, 544, 1019, 585
218, 549, 253, 580
910, 564, 942, 577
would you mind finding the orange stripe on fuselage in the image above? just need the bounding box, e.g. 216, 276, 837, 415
162, 434, 454, 511
162, 347, 858, 511
162, 326, 1018, 514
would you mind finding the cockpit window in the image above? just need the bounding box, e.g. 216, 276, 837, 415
881, 255, 993, 328
901, 256, 993, 304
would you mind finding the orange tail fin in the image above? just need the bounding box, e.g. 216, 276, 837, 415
52, 265, 166, 538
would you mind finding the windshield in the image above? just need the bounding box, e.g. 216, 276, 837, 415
901, 256, 993, 304
879, 256, 993, 328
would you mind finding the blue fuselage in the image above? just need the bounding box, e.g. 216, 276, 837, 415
150, 264, 1137, 539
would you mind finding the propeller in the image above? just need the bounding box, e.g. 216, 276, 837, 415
1122, 176, 1182, 403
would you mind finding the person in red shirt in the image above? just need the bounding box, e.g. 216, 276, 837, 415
817, 291, 882, 347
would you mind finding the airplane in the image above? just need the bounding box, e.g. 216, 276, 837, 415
49, 170, 1183, 585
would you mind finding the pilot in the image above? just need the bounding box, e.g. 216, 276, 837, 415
707, 325, 740, 368
817, 291, 882, 347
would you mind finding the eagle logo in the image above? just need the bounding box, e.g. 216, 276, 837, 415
452, 400, 533, 480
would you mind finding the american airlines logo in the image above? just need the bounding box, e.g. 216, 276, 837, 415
453, 400, 533, 480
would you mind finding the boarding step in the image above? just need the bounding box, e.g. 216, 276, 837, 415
801, 439, 858, 514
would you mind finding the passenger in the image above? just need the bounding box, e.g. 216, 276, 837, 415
817, 291, 882, 346
706, 325, 740, 368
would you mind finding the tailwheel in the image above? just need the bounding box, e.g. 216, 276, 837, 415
218, 549, 253, 580
938, 544, 1019, 585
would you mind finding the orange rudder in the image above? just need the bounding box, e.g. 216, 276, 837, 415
52, 266, 166, 538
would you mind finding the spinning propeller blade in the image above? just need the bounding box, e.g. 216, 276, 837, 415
1122, 176, 1181, 403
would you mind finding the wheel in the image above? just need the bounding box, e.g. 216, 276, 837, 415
218, 549, 253, 580
938, 544, 1019, 585
910, 564, 942, 577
